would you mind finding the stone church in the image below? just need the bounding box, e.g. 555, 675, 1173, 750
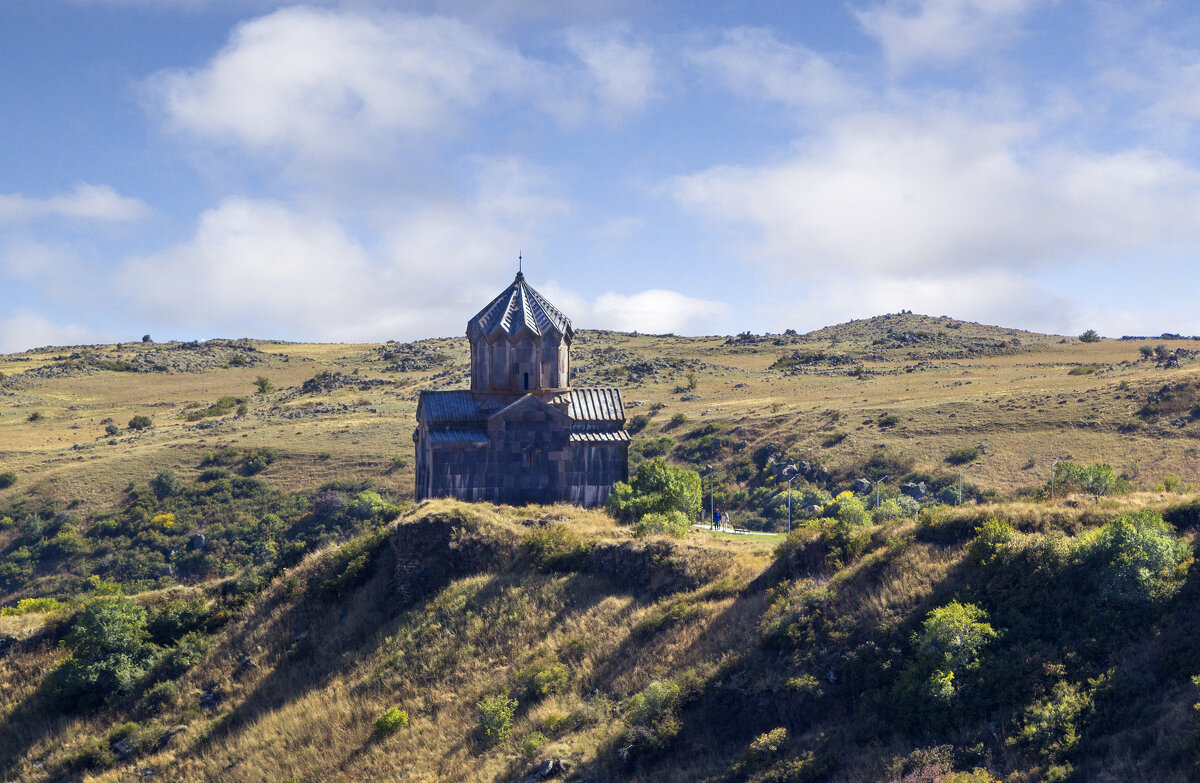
413, 271, 629, 507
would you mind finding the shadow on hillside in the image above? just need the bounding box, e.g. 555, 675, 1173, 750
562, 529, 986, 782
0, 644, 77, 779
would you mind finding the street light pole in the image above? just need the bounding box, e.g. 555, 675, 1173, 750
875, 475, 890, 509
703, 465, 715, 530
957, 464, 975, 506
781, 463, 798, 534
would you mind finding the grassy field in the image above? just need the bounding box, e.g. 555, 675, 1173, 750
1, 315, 1200, 782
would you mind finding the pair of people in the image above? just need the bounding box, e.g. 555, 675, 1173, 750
711, 508, 731, 530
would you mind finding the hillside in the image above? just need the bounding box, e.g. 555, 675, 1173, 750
2, 320, 1200, 781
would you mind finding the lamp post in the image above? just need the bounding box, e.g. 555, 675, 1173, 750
1050, 457, 1064, 500
703, 465, 716, 530
874, 475, 890, 509
957, 464, 975, 506
779, 463, 800, 534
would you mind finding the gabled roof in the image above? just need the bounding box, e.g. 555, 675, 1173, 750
488, 393, 573, 424
467, 272, 573, 342
567, 388, 624, 422
417, 390, 483, 424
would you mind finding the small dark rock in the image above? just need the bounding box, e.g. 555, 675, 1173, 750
111, 739, 135, 761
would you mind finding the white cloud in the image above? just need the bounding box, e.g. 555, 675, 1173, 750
855, 0, 1040, 71
668, 110, 1200, 277
587, 289, 732, 334
564, 26, 659, 121
116, 155, 570, 342
0, 184, 150, 224
0, 311, 110, 353
146, 6, 658, 169
687, 27, 861, 112
0, 240, 78, 283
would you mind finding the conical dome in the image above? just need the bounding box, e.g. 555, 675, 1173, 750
467, 272, 573, 394
467, 272, 573, 342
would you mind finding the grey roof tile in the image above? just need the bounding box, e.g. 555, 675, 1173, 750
467, 272, 573, 341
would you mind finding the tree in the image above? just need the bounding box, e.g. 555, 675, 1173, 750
128, 415, 152, 430
253, 376, 274, 394
1079, 329, 1100, 343
49, 595, 155, 708
142, 334, 152, 343
150, 469, 181, 500
606, 458, 701, 524
914, 601, 997, 701
1087, 509, 1190, 605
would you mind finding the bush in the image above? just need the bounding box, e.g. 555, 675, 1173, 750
606, 459, 701, 525
128, 415, 152, 430
743, 727, 789, 770
521, 730, 548, 759
142, 680, 180, 712
253, 376, 274, 394
1049, 461, 1127, 497
374, 706, 409, 737
479, 693, 517, 746
0, 471, 15, 489
105, 423, 119, 436
49, 594, 155, 709
878, 413, 901, 427
518, 655, 570, 699
634, 510, 691, 538
873, 495, 919, 522
946, 446, 981, 465
1079, 329, 1100, 342
150, 469, 181, 500
1085, 509, 1190, 605
913, 601, 996, 702
623, 679, 685, 754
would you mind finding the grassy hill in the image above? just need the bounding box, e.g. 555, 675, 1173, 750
2, 319, 1200, 781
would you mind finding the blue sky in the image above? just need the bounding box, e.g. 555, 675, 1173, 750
2, 0, 1200, 352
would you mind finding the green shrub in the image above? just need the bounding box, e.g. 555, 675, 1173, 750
128, 415, 152, 430
873, 496, 919, 522
374, 706, 409, 737
623, 679, 685, 754
478, 693, 517, 746
968, 519, 1016, 564
913, 601, 997, 702
348, 490, 398, 520
0, 596, 65, 616
0, 471, 17, 489
1085, 509, 1190, 605
49, 594, 155, 709
1012, 679, 1097, 758
822, 431, 848, 447
743, 727, 789, 770
518, 654, 570, 698
142, 680, 180, 712
253, 376, 274, 394
521, 731, 548, 759
634, 510, 690, 538
105, 423, 119, 436
627, 414, 650, 434
606, 459, 701, 525
1068, 364, 1102, 375
150, 469, 181, 500
878, 413, 901, 427
1049, 461, 1127, 497
945, 446, 981, 465
1079, 328, 1100, 342
27, 411, 43, 422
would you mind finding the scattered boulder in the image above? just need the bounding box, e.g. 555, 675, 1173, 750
901, 482, 927, 499
853, 478, 872, 493
189, 533, 206, 550
522, 758, 570, 782
0, 635, 17, 656
111, 739, 136, 761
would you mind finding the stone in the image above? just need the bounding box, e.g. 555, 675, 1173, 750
189, 533, 206, 550
0, 635, 17, 656
853, 478, 871, 493
111, 739, 135, 761
522, 758, 571, 781
901, 482, 927, 499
